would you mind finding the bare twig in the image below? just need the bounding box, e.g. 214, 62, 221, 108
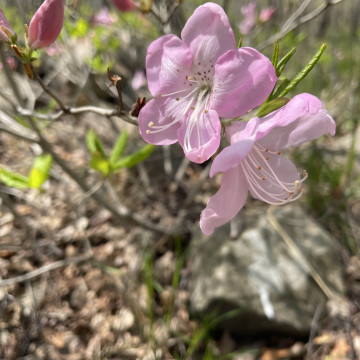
258, 0, 346, 50
184, 163, 211, 206
0, 124, 38, 143
16, 105, 139, 126
30, 64, 69, 112
267, 205, 338, 299
149, 0, 181, 31
0, 45, 26, 107
25, 115, 171, 235
0, 251, 93, 288
0, 191, 34, 234
307, 303, 324, 359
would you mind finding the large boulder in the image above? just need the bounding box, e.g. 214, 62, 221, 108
189, 204, 345, 335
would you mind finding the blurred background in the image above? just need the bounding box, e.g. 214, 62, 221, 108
0, 0, 359, 359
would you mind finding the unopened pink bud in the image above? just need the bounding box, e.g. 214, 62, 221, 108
28, 0, 64, 49
111, 0, 136, 12
0, 8, 14, 42
259, 7, 276, 23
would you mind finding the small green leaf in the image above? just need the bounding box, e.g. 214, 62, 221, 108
271, 41, 279, 67
112, 144, 155, 169
109, 132, 128, 166
271, 78, 290, 99
90, 153, 110, 176
86, 129, 106, 158
276, 47, 296, 76
28, 154, 53, 189
279, 43, 327, 98
0, 167, 29, 189
256, 98, 290, 118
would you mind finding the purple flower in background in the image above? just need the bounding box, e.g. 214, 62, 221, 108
28, 0, 64, 49
0, 8, 14, 42
131, 70, 147, 91
0, 56, 16, 70
239, 1, 256, 35
92, 7, 116, 26
139, 2, 276, 163
200, 93, 336, 235
259, 7, 276, 23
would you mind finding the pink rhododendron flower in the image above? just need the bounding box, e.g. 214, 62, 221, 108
200, 93, 336, 235
111, 0, 136, 12
92, 7, 116, 26
0, 8, 14, 42
0, 56, 16, 70
131, 70, 147, 91
239, 1, 256, 35
259, 7, 276, 23
139, 2, 276, 163
28, 0, 64, 49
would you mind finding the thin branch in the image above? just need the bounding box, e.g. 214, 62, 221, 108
0, 191, 34, 234
0, 45, 26, 107
258, 0, 346, 50
30, 64, 69, 112
22, 115, 171, 235
0, 124, 38, 143
16, 105, 139, 126
0, 251, 93, 288
266, 205, 338, 300
164, 0, 182, 24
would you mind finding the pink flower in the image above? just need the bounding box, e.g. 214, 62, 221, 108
239, 1, 256, 35
139, 2, 276, 163
92, 7, 116, 26
259, 7, 276, 23
131, 70, 147, 91
200, 93, 336, 235
28, 0, 64, 49
0, 8, 14, 42
111, 0, 136, 12
0, 56, 16, 70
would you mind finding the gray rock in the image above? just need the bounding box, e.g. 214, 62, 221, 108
189, 204, 345, 335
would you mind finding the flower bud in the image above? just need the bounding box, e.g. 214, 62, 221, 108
259, 7, 276, 23
28, 0, 64, 49
0, 8, 14, 42
111, 0, 136, 12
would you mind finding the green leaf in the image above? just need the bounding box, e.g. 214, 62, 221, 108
86, 129, 106, 158
109, 132, 128, 166
271, 77, 290, 99
90, 153, 110, 177
271, 41, 279, 67
276, 47, 296, 76
279, 43, 327, 98
28, 154, 53, 189
256, 98, 290, 118
0, 167, 29, 189
112, 144, 155, 170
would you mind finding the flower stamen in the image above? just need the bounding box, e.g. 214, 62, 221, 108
241, 143, 308, 205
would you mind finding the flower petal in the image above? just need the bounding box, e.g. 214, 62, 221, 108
243, 149, 301, 204
177, 109, 221, 163
210, 138, 254, 177
253, 93, 336, 149
28, 0, 64, 49
146, 34, 192, 96
181, 3, 236, 65
211, 47, 277, 118
139, 98, 180, 145
200, 167, 248, 235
